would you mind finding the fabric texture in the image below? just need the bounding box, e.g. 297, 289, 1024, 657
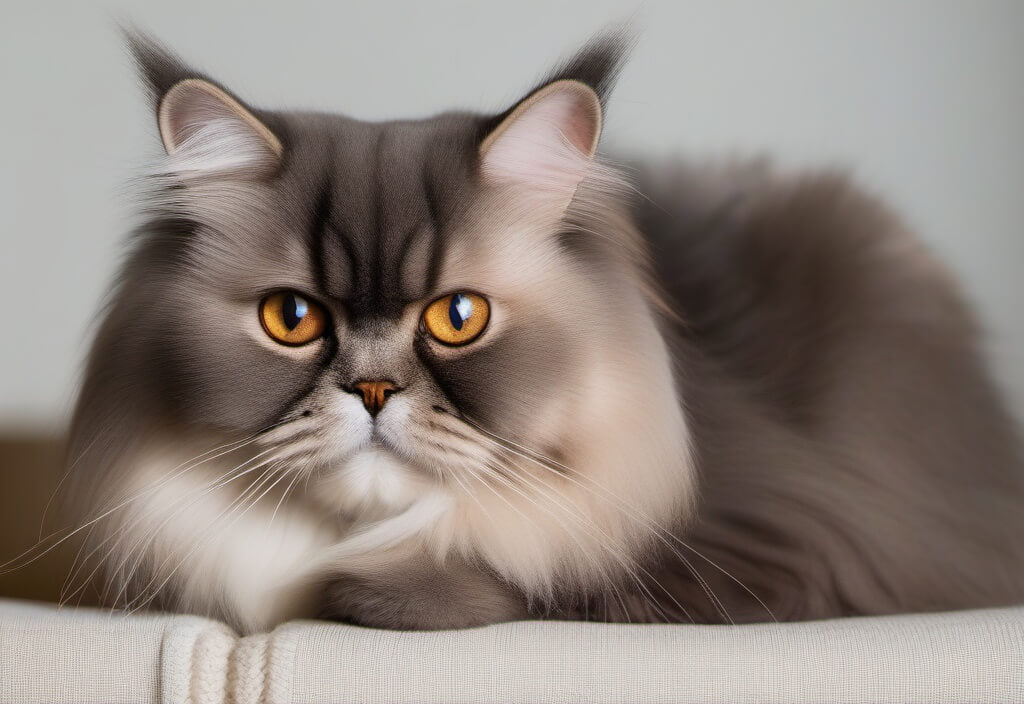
1, 599, 1022, 703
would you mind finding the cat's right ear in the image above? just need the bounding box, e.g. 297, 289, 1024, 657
126, 30, 282, 177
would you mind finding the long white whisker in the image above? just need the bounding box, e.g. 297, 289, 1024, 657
3, 428, 276, 576
38, 434, 99, 541
267, 467, 304, 531
463, 418, 763, 623
487, 452, 686, 623
125, 460, 291, 613
102, 451, 287, 609
466, 454, 638, 622
468, 425, 721, 621
60, 446, 285, 607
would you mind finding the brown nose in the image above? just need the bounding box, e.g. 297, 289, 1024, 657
352, 380, 400, 417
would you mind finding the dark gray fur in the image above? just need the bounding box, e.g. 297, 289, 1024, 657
628, 165, 1024, 621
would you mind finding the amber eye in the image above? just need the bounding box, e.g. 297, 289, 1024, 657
422, 292, 490, 346
259, 291, 327, 346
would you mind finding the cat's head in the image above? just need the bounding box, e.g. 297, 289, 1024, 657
69, 30, 694, 630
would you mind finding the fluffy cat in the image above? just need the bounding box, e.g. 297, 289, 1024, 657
63, 30, 1024, 633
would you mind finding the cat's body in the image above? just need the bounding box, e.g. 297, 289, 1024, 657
626, 163, 1024, 623
64, 33, 1024, 633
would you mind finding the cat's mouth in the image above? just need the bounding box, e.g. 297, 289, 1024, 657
325, 445, 441, 523
364, 432, 437, 476
367, 422, 404, 452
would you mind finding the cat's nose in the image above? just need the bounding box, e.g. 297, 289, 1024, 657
351, 380, 400, 417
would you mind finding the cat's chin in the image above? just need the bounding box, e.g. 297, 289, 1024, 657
316, 446, 445, 523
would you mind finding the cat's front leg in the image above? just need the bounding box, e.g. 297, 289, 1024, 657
318, 552, 528, 629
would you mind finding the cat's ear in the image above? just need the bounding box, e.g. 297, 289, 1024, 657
126, 30, 282, 177
157, 79, 282, 175
479, 30, 630, 209
480, 80, 602, 204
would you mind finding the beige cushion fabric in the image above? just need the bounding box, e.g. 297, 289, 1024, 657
2, 599, 1022, 703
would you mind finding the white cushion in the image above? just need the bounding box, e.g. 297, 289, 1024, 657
1, 599, 1022, 703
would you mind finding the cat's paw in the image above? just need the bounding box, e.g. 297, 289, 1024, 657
318, 555, 527, 630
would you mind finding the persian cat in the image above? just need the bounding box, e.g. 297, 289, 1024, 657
61, 31, 1024, 633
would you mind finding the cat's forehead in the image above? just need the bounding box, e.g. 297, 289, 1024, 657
273, 111, 485, 317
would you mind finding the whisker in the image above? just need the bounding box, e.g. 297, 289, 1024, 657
462, 417, 768, 623
60, 445, 285, 606
486, 452, 686, 623
125, 460, 291, 613
38, 434, 100, 541
267, 467, 304, 530
2, 428, 277, 577
447, 467, 496, 526
466, 421, 726, 622
63, 449, 286, 609
467, 453, 640, 622
103, 451, 288, 609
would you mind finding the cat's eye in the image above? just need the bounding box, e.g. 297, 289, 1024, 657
259, 291, 327, 346
422, 292, 490, 346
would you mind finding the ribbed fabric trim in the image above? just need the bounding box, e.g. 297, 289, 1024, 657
159, 616, 235, 704
151, 607, 1024, 704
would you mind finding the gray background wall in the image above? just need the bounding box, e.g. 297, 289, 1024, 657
1, 1, 1021, 431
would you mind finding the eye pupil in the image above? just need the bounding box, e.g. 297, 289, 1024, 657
260, 291, 325, 346
423, 292, 488, 346
448, 293, 472, 331
282, 294, 308, 331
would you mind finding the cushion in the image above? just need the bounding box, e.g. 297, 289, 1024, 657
1, 599, 1022, 703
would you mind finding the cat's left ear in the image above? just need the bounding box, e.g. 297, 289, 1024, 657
126, 30, 282, 177
479, 80, 602, 207
479, 29, 630, 209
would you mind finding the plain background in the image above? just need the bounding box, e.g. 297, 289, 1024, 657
1, 1, 1021, 432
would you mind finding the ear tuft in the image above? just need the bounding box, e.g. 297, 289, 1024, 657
533, 25, 634, 109
478, 25, 633, 209
123, 28, 198, 108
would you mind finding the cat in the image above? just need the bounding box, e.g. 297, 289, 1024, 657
61, 29, 1024, 633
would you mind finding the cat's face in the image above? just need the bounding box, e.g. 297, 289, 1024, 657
157, 109, 599, 482
69, 35, 695, 631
